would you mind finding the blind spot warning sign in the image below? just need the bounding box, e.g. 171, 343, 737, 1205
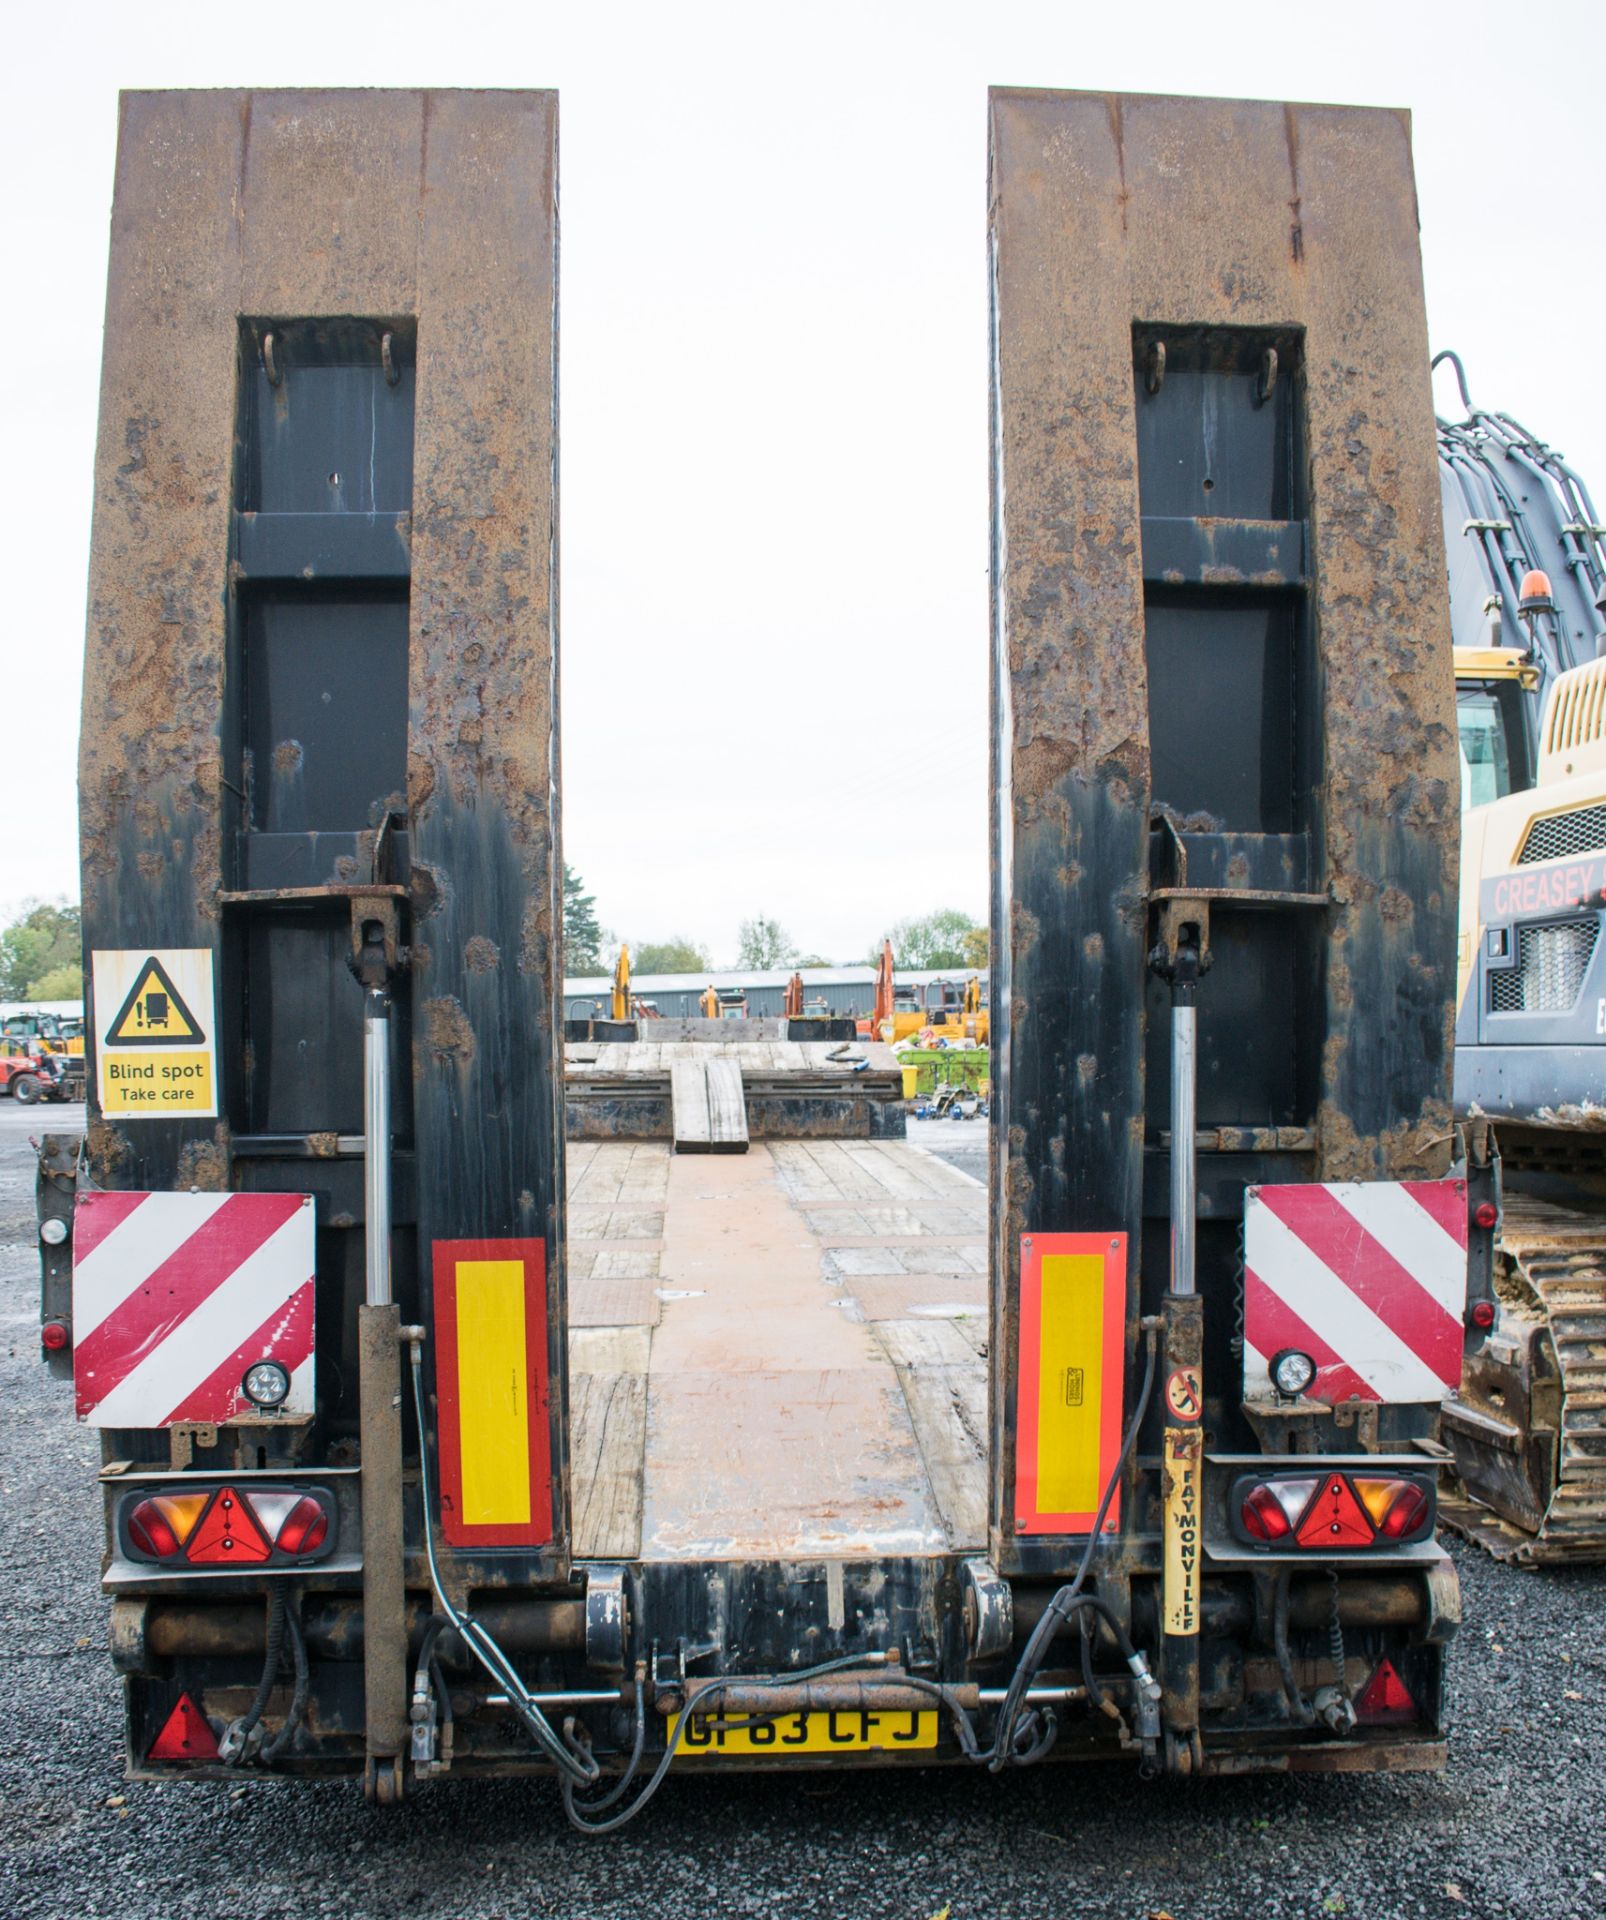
92, 949, 219, 1118
106, 956, 205, 1046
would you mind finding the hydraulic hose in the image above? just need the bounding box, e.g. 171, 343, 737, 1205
261, 1595, 309, 1763
222, 1587, 287, 1765
560, 1651, 883, 1836
407, 1340, 599, 1789
1273, 1567, 1315, 1727
985, 1321, 1160, 1770
410, 1316, 1162, 1819
825, 1323, 1162, 1779
410, 1614, 456, 1775
562, 1682, 646, 1822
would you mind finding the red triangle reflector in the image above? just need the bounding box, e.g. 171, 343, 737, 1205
149, 1691, 220, 1762
1295, 1474, 1374, 1548
185, 1486, 271, 1564
1356, 1657, 1416, 1723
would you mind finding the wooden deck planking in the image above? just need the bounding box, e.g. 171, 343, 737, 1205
568, 1274, 664, 1327
569, 1369, 648, 1558
671, 1060, 748, 1153
570, 1325, 652, 1373
874, 1321, 989, 1549
704, 1057, 748, 1149
567, 1140, 990, 1561
664, 1059, 753, 1144
568, 1206, 665, 1241
670, 1059, 712, 1150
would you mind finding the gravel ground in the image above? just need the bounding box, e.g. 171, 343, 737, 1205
3, 1103, 1605, 1920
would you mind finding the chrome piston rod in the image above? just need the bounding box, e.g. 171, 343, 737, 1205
364, 987, 392, 1307
1169, 996, 1197, 1296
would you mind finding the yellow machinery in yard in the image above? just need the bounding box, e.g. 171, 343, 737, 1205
1438, 359, 1606, 1561
611, 945, 631, 1022
0, 1006, 86, 1058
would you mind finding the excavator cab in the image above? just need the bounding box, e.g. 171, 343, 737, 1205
1439, 364, 1606, 1561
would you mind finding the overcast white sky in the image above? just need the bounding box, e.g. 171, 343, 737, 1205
2, 0, 1602, 966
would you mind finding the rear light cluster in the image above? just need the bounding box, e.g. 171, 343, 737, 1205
1232, 1470, 1434, 1550
119, 1484, 336, 1567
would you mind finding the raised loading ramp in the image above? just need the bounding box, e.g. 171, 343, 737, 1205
671, 1057, 749, 1153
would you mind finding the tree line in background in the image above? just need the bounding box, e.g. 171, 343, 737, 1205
0, 883, 987, 1003
562, 866, 986, 978
0, 901, 83, 1001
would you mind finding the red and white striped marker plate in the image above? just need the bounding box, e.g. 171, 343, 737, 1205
73, 1191, 315, 1429
1244, 1179, 1467, 1406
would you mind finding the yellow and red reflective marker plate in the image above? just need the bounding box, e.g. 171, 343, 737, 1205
1015, 1233, 1127, 1534
433, 1239, 552, 1548
673, 1708, 939, 1756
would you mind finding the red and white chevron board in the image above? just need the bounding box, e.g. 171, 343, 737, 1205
1243, 1179, 1467, 1406
72, 1191, 315, 1429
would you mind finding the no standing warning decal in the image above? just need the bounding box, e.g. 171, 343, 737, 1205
92, 948, 219, 1117
1164, 1366, 1203, 1423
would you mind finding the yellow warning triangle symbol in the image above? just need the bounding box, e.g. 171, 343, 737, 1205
106, 957, 206, 1048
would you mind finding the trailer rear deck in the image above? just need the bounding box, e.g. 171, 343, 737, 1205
567, 1141, 988, 1562
71, 87, 1466, 1800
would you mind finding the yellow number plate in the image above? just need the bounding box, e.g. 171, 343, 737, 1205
674, 1708, 939, 1756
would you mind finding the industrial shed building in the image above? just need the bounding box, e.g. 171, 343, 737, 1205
562, 966, 988, 1022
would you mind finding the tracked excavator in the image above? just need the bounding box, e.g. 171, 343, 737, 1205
1438, 352, 1606, 1561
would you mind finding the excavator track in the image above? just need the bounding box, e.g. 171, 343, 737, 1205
1441, 1198, 1606, 1565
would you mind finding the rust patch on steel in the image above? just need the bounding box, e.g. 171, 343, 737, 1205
408, 94, 560, 990
406, 751, 435, 815
86, 1119, 133, 1185
175, 1128, 231, 1193
419, 995, 476, 1069
408, 865, 443, 920
463, 935, 500, 974
79, 96, 244, 938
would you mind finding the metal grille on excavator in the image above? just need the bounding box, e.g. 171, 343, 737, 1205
1445, 1199, 1606, 1565
1489, 919, 1600, 1014
1518, 803, 1606, 866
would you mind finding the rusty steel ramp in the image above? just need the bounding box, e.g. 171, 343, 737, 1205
564, 1140, 988, 1561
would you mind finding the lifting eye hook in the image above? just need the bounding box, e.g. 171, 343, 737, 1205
1257, 347, 1278, 405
